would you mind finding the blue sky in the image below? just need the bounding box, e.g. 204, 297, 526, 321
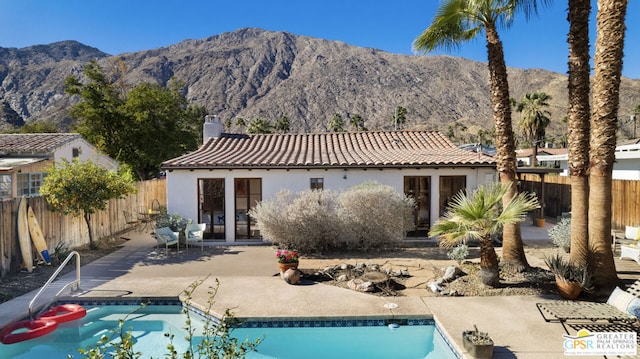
1, 0, 638, 79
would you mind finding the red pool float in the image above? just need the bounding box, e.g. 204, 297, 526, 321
37, 304, 87, 324
0, 319, 58, 344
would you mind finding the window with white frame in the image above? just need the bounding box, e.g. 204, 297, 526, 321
0, 174, 11, 198
17, 173, 46, 196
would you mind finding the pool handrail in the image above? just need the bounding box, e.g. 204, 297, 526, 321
28, 251, 81, 319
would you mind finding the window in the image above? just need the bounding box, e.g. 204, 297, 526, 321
310, 178, 324, 190
234, 178, 262, 240
439, 176, 466, 215
199, 179, 225, 240
404, 176, 431, 237
0, 175, 11, 198
17, 173, 46, 196
72, 147, 81, 157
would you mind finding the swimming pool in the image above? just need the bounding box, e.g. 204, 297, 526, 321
0, 302, 459, 359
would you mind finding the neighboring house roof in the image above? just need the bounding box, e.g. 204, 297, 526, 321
516, 147, 568, 157
162, 131, 495, 170
459, 143, 497, 156
0, 157, 47, 170
0, 133, 83, 155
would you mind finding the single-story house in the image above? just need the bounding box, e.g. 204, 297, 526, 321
537, 141, 640, 180
0, 133, 118, 200
516, 147, 567, 167
161, 117, 496, 243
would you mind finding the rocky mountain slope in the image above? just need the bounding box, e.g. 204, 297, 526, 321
1, 28, 639, 142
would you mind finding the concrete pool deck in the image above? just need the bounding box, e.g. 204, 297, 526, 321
1, 221, 638, 359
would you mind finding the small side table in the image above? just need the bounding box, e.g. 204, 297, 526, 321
620, 244, 640, 265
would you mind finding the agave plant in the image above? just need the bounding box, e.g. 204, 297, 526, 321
429, 183, 539, 287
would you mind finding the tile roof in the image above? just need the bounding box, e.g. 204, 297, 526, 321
162, 131, 495, 170
0, 133, 82, 154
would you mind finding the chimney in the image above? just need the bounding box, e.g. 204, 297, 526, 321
203, 115, 224, 142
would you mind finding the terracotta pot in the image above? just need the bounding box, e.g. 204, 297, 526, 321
277, 263, 298, 273
555, 276, 582, 299
535, 218, 546, 227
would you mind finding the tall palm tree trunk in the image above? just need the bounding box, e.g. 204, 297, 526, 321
485, 24, 528, 271
567, 0, 591, 267
588, 0, 627, 288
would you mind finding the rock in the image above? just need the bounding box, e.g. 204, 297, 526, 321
282, 268, 301, 284
428, 281, 443, 293
340, 263, 351, 270
337, 274, 349, 282
442, 266, 459, 282
354, 263, 365, 270
347, 279, 374, 292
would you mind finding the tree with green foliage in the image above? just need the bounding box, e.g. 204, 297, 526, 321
235, 117, 246, 128
65, 60, 205, 180
414, 0, 551, 272
392, 106, 407, 130
327, 113, 345, 132
350, 114, 367, 131
274, 116, 291, 133
429, 183, 539, 287
3, 120, 60, 134
246, 118, 273, 134
515, 92, 552, 167
39, 159, 137, 248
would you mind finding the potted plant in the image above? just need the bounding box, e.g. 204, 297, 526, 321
549, 217, 571, 252
544, 253, 592, 299
462, 325, 494, 359
276, 249, 299, 273
156, 212, 191, 232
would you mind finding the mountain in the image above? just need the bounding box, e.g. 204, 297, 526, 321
1, 28, 639, 143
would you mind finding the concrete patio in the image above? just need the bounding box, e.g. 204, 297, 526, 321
1, 219, 638, 359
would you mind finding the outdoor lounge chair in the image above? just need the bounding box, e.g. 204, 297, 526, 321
154, 227, 180, 254
536, 280, 640, 334
185, 223, 205, 253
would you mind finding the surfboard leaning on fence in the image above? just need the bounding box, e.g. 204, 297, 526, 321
17, 196, 33, 272
27, 205, 51, 265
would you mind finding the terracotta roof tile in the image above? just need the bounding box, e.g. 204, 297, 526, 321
163, 131, 495, 170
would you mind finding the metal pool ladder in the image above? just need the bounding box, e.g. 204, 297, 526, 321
28, 251, 82, 319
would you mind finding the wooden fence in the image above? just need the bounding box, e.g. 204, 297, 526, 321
0, 179, 166, 277
519, 174, 640, 229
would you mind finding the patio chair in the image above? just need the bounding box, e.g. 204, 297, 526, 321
536, 280, 640, 333
154, 227, 180, 254
185, 223, 206, 253
123, 211, 140, 231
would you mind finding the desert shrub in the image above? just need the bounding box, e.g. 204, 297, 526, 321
338, 181, 415, 250
447, 244, 470, 264
250, 189, 342, 252
250, 182, 415, 252
549, 217, 571, 250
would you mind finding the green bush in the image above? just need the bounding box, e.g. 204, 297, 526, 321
249, 181, 415, 252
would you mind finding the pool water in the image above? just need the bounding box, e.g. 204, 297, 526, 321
0, 304, 458, 359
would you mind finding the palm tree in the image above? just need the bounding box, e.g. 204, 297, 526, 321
350, 114, 366, 131
392, 106, 407, 130
567, 0, 591, 268
274, 116, 291, 133
515, 92, 552, 167
588, 0, 628, 289
246, 118, 272, 134
413, 0, 550, 271
327, 113, 345, 132
429, 183, 539, 287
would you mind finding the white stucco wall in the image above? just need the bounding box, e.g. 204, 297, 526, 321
54, 138, 119, 170
166, 166, 496, 242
